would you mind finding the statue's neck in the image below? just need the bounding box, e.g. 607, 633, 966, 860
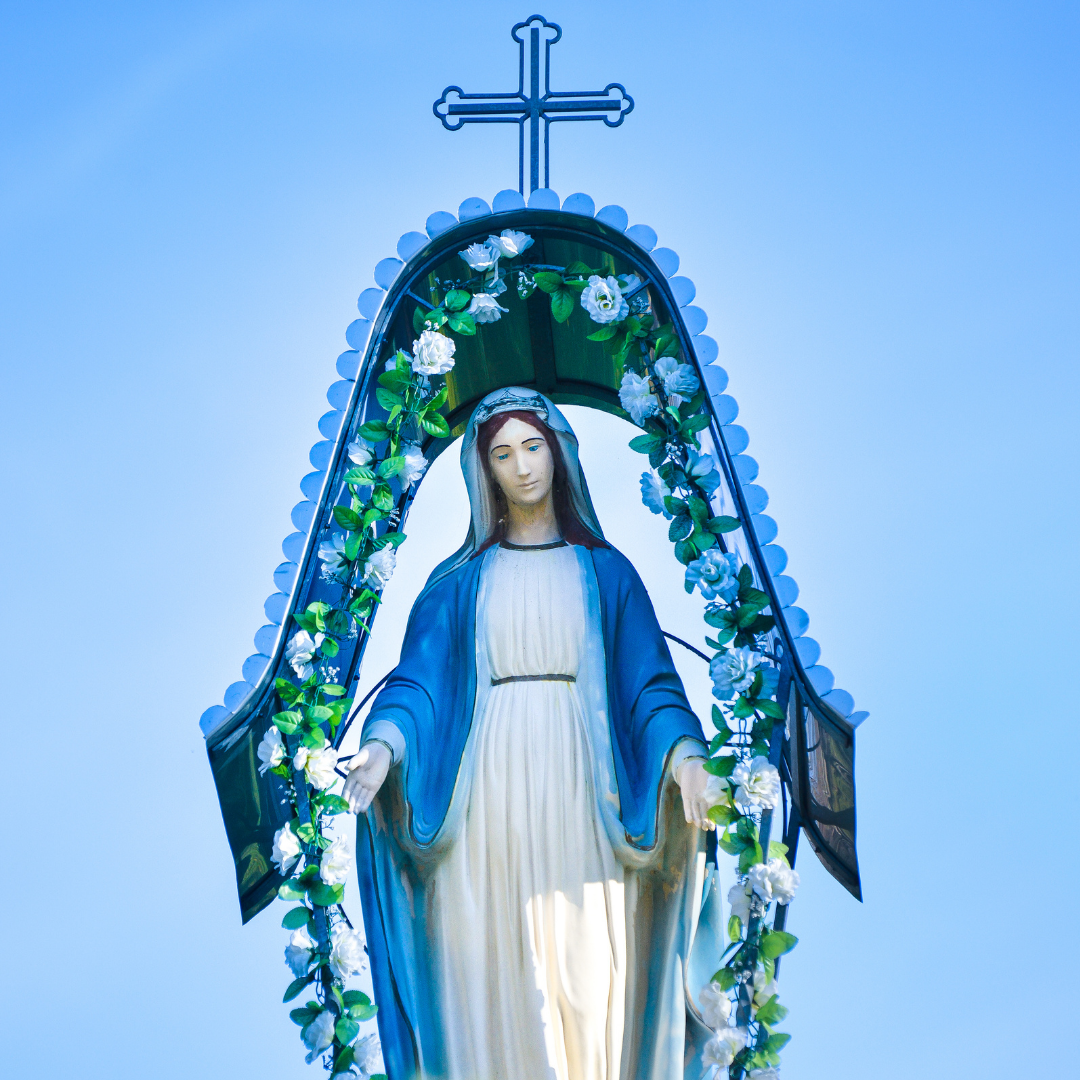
503, 493, 561, 546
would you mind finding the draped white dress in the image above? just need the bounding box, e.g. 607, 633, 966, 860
430, 542, 627, 1080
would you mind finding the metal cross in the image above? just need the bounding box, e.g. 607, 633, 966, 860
433, 14, 634, 195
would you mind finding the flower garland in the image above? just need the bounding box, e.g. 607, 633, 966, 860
265, 226, 798, 1079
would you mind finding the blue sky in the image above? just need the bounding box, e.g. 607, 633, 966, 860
2, 2, 1078, 1077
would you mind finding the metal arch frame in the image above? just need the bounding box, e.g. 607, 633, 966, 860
207, 206, 860, 920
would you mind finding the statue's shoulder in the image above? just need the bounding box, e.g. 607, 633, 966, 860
585, 543, 642, 592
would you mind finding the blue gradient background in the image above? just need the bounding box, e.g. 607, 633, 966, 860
1, 2, 1077, 1077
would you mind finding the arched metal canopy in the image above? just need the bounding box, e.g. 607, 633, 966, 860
203, 195, 863, 923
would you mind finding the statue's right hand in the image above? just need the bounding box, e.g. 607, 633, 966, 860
342, 742, 392, 814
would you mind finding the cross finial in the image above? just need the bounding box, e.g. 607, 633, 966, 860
433, 14, 634, 195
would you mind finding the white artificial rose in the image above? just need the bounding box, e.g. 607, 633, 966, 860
257, 725, 286, 775
487, 229, 533, 258
329, 922, 368, 979
411, 329, 456, 375
702, 1027, 747, 1069
685, 447, 721, 494
752, 970, 779, 1008
639, 470, 672, 517
318, 532, 350, 584
466, 292, 509, 324
297, 742, 339, 791
397, 444, 429, 486
353, 1033, 382, 1079
618, 371, 660, 425
727, 879, 753, 926
302, 1008, 336, 1064
654, 354, 700, 407
748, 857, 800, 905
687, 549, 741, 603
347, 437, 374, 466
284, 925, 315, 978
363, 545, 397, 590
732, 756, 782, 813
703, 773, 730, 808
581, 274, 629, 324
459, 242, 499, 271
699, 980, 733, 1030
320, 835, 352, 886
286, 630, 324, 681
710, 646, 760, 701
271, 821, 301, 875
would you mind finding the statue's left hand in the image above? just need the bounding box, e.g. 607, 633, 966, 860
676, 759, 715, 831
342, 741, 392, 814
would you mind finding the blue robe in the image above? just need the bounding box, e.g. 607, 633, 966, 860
355, 543, 709, 1079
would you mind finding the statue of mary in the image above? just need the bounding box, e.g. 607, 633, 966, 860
342, 386, 717, 1080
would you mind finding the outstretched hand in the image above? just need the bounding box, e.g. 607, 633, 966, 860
676, 758, 715, 831
342, 742, 392, 814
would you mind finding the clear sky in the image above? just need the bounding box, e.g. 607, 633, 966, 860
2, 2, 1078, 1077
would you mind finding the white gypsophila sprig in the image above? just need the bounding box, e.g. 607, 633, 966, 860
328, 922, 368, 979
363, 545, 397, 590
748, 857, 800, 905
286, 629, 324, 681
581, 274, 629, 324
467, 293, 509, 324
619, 371, 660, 425
703, 1027, 748, 1069
320, 834, 352, 886
654, 354, 700, 407
639, 470, 672, 517
284, 925, 315, 978
732, 755, 782, 813
302, 1009, 336, 1064
318, 532, 350, 584
686, 549, 740, 602
271, 821, 301, 875
486, 230, 533, 258
459, 241, 499, 271
293, 741, 340, 791
411, 329, 456, 375
699, 980, 734, 1030
257, 725, 286, 775
685, 447, 721, 494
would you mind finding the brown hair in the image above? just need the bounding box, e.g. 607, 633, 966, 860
475, 409, 607, 552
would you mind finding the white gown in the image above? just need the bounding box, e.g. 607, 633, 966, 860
430, 542, 627, 1080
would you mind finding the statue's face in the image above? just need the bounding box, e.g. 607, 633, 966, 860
487, 417, 555, 509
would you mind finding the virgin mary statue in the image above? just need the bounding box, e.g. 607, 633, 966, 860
342, 386, 717, 1080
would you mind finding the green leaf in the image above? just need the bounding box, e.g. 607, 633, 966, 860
742, 586, 771, 608
274, 710, 302, 734
296, 822, 316, 843
343, 466, 375, 487
565, 260, 593, 275
738, 840, 764, 874
628, 432, 663, 454
375, 387, 403, 412
331, 1047, 356, 1077
335, 1016, 360, 1046
674, 538, 697, 565
290, 1006, 319, 1027
447, 311, 476, 335
713, 967, 737, 992
704, 755, 738, 777
378, 368, 411, 392
320, 637, 340, 658
422, 307, 447, 329
707, 803, 738, 826
308, 704, 334, 721
550, 288, 574, 323
309, 882, 345, 907
420, 412, 450, 438
755, 994, 789, 1027
727, 914, 743, 942
587, 323, 619, 342
283, 975, 314, 1002
277, 879, 306, 901
760, 930, 799, 958
681, 413, 711, 435
321, 682, 346, 697
357, 420, 389, 443
444, 288, 471, 312
708, 515, 741, 534
281, 906, 311, 930
768, 841, 789, 860
426, 384, 449, 412
668, 514, 692, 543
757, 699, 784, 719
762, 1032, 792, 1054
320, 794, 351, 815
732, 695, 755, 719
377, 455, 406, 478
372, 486, 394, 512
532, 271, 564, 294
332, 505, 361, 531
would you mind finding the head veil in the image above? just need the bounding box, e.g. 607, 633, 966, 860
424, 387, 605, 589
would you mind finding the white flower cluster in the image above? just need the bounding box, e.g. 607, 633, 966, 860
459, 229, 534, 272
732, 755, 782, 813
619, 371, 660, 425
302, 1008, 336, 1063
272, 821, 301, 875
285, 925, 315, 978
654, 354, 699, 406
748, 857, 800, 905
685, 446, 721, 494
363, 545, 396, 590
467, 292, 508, 324
329, 921, 367, 979
581, 274, 629, 324
257, 725, 286, 775
639, 470, 672, 517
411, 329, 456, 375
294, 738, 340, 791
347, 437, 374, 466
687, 549, 740, 602
703, 1025, 748, 1070
318, 532, 350, 584
286, 629, 324, 681
320, 834, 352, 886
